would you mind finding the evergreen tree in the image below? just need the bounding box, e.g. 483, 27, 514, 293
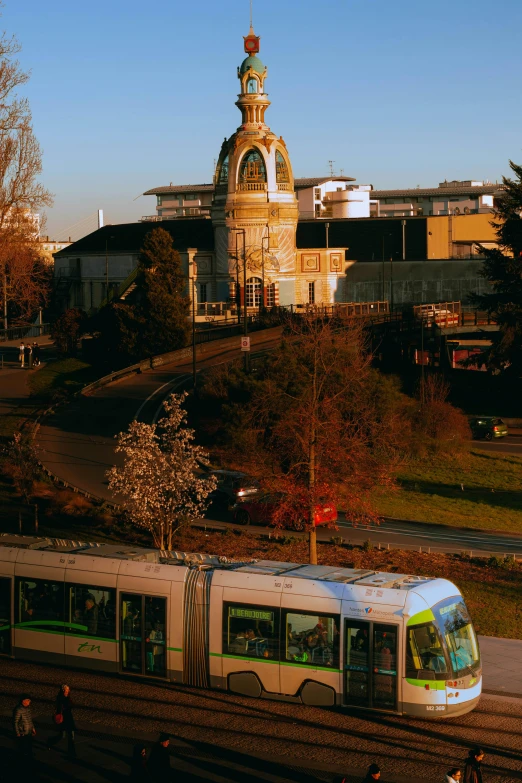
136, 227, 190, 355
470, 160, 522, 374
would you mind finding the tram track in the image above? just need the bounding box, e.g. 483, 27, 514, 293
0, 659, 520, 781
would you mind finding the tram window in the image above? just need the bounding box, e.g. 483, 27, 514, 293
17, 578, 64, 627
406, 623, 448, 679
223, 603, 279, 660
284, 611, 340, 668
68, 585, 116, 639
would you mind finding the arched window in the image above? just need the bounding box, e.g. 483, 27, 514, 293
247, 77, 258, 94
217, 154, 229, 185
246, 277, 262, 308
276, 150, 289, 183
239, 149, 266, 183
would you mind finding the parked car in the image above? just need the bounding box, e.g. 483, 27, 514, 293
469, 417, 508, 440
209, 470, 260, 508
231, 493, 338, 529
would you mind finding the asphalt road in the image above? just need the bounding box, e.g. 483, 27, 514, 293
0, 658, 520, 783
474, 435, 522, 456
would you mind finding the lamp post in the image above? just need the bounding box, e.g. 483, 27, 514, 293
261, 229, 270, 314
105, 234, 115, 303
381, 233, 393, 308
230, 228, 248, 371
190, 259, 197, 389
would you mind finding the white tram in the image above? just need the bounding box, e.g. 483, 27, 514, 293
0, 535, 481, 718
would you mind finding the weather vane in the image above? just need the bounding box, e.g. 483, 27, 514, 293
250, 0, 253, 28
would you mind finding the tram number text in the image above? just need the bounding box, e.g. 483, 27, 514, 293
426, 705, 446, 711
77, 642, 102, 655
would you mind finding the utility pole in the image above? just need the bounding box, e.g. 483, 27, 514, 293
325, 222, 330, 250
190, 258, 197, 389
401, 219, 406, 261
2, 263, 7, 331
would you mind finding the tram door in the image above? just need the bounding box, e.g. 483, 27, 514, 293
344, 620, 398, 710
120, 594, 167, 677
0, 578, 11, 656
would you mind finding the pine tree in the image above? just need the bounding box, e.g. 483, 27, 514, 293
136, 227, 190, 356
471, 160, 522, 374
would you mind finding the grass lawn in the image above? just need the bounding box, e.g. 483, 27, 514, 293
27, 357, 99, 401
375, 449, 522, 533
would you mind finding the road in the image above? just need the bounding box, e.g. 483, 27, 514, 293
474, 435, 522, 456
0, 657, 520, 783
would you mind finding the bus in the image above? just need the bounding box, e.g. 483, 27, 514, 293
0, 534, 481, 718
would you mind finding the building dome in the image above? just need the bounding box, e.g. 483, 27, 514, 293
239, 54, 265, 75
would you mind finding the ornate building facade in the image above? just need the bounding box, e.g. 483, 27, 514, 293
211, 25, 346, 309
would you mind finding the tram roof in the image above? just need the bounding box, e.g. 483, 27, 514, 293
0, 535, 436, 592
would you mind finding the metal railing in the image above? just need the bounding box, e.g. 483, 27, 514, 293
0, 323, 50, 343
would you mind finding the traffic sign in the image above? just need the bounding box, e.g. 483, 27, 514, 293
241, 336, 251, 352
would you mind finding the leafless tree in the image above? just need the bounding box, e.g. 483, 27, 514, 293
0, 25, 53, 329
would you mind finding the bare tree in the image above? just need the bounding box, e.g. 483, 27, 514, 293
107, 393, 217, 550
0, 26, 53, 328
229, 317, 403, 564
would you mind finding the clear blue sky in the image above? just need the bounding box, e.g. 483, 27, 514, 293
6, 0, 522, 237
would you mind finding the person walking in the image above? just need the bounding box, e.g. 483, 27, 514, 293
130, 743, 150, 781
32, 343, 41, 367
13, 693, 36, 759
464, 748, 484, 783
19, 342, 25, 368
148, 733, 172, 781
446, 769, 462, 783
47, 684, 76, 758
24, 343, 32, 369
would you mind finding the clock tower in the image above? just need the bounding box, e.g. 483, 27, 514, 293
212, 24, 298, 309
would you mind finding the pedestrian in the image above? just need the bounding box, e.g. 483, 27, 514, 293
464, 748, 484, 783
24, 343, 32, 369
361, 764, 381, 783
13, 693, 36, 759
19, 342, 25, 368
32, 343, 41, 367
446, 769, 462, 783
47, 684, 76, 758
148, 733, 172, 781
130, 743, 150, 781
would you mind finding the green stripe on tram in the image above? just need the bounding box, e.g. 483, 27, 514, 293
210, 652, 342, 673
406, 677, 446, 690
167, 647, 182, 652
407, 609, 436, 626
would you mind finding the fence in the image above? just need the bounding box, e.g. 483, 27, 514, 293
0, 323, 50, 343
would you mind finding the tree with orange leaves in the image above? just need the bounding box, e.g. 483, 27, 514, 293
227, 317, 404, 564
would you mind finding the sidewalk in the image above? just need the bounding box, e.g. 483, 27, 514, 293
0, 714, 433, 783
480, 635, 522, 697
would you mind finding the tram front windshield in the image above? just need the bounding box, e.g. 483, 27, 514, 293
433, 596, 480, 677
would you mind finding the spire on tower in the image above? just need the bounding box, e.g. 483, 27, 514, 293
244, 0, 260, 53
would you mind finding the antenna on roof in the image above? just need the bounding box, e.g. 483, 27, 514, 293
340, 168, 344, 177
328, 160, 335, 177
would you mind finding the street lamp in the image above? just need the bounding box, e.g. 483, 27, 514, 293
190, 259, 197, 389
261, 229, 270, 314
230, 228, 248, 371
105, 234, 115, 303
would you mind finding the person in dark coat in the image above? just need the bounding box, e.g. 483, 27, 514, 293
148, 733, 172, 781
464, 748, 484, 783
361, 763, 381, 783
32, 343, 41, 366
47, 684, 76, 757
13, 693, 36, 758
130, 744, 150, 781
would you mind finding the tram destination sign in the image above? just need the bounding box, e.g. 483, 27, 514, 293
229, 607, 274, 622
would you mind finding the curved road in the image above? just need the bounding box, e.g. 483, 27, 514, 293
34, 328, 522, 558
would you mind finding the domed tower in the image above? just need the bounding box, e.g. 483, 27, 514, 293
212, 25, 298, 309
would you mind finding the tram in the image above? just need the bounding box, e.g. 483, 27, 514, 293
0, 534, 481, 718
